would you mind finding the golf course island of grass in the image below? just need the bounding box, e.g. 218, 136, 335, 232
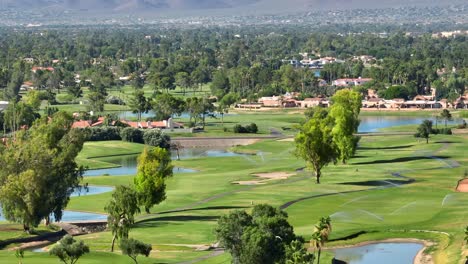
0, 109, 467, 264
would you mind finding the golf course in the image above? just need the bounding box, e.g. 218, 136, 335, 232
0, 109, 467, 264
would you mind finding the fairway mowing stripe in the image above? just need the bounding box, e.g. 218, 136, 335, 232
389, 201, 417, 215
340, 195, 369, 207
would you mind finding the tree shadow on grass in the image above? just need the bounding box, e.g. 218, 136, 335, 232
433, 141, 461, 144
352, 155, 368, 159
337, 179, 411, 187
358, 144, 414, 150
157, 205, 249, 215
135, 215, 220, 228
352, 156, 451, 165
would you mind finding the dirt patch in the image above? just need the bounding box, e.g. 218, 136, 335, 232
277, 138, 294, 142
233, 172, 295, 185
456, 178, 468, 192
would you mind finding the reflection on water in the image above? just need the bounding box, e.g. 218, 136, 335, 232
333, 242, 423, 264
0, 209, 107, 222
83, 154, 197, 176
358, 116, 463, 132
83, 148, 250, 177
71, 186, 114, 197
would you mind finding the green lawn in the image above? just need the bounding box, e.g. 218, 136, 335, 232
1, 113, 468, 263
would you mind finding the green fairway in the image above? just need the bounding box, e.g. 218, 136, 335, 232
1, 112, 467, 263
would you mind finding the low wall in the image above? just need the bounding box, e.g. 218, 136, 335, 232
172, 136, 276, 148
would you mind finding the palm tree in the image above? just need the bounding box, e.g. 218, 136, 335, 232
310, 216, 332, 264
309, 232, 323, 264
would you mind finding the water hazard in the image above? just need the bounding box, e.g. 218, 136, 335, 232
83, 148, 251, 177
358, 116, 463, 133
332, 242, 423, 264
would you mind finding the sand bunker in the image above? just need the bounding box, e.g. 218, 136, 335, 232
233, 172, 295, 185
456, 178, 468, 192
277, 138, 294, 142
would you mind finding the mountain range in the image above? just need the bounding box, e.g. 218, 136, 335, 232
0, 0, 464, 13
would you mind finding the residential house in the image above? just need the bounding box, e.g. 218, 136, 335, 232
333, 78, 373, 87
122, 118, 184, 129
299, 97, 330, 108
31, 66, 55, 73
20, 81, 34, 91
362, 98, 386, 108
23, 58, 35, 64
259, 96, 282, 107
0, 101, 9, 112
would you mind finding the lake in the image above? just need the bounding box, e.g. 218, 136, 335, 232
332, 242, 424, 264
358, 116, 463, 132
83, 148, 251, 177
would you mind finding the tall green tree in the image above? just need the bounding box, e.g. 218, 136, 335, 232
415, 119, 433, 144
151, 93, 185, 120
105, 185, 140, 252
4, 61, 25, 102
0, 112, 84, 230
134, 147, 173, 213
295, 108, 337, 184
215, 204, 296, 264
3, 101, 40, 133
439, 109, 452, 128
128, 90, 151, 121
329, 89, 362, 164
175, 72, 191, 96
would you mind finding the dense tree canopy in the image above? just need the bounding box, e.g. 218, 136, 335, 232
0, 28, 466, 104
134, 147, 173, 213
0, 112, 84, 230
215, 204, 298, 264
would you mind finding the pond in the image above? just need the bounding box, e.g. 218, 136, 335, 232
83, 148, 251, 177
71, 186, 114, 197
358, 116, 463, 133
332, 242, 423, 264
0, 209, 107, 222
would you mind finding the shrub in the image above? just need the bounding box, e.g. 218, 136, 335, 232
81, 126, 121, 141
233, 123, 258, 134
120, 127, 144, 143
246, 123, 258, 133
233, 124, 246, 133
120, 238, 152, 264
431, 128, 452, 135
143, 129, 171, 149
49, 235, 89, 264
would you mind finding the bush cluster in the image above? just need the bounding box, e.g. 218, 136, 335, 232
431, 128, 452, 135
233, 123, 258, 134
80, 126, 122, 141
120, 127, 144, 143
143, 130, 171, 149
